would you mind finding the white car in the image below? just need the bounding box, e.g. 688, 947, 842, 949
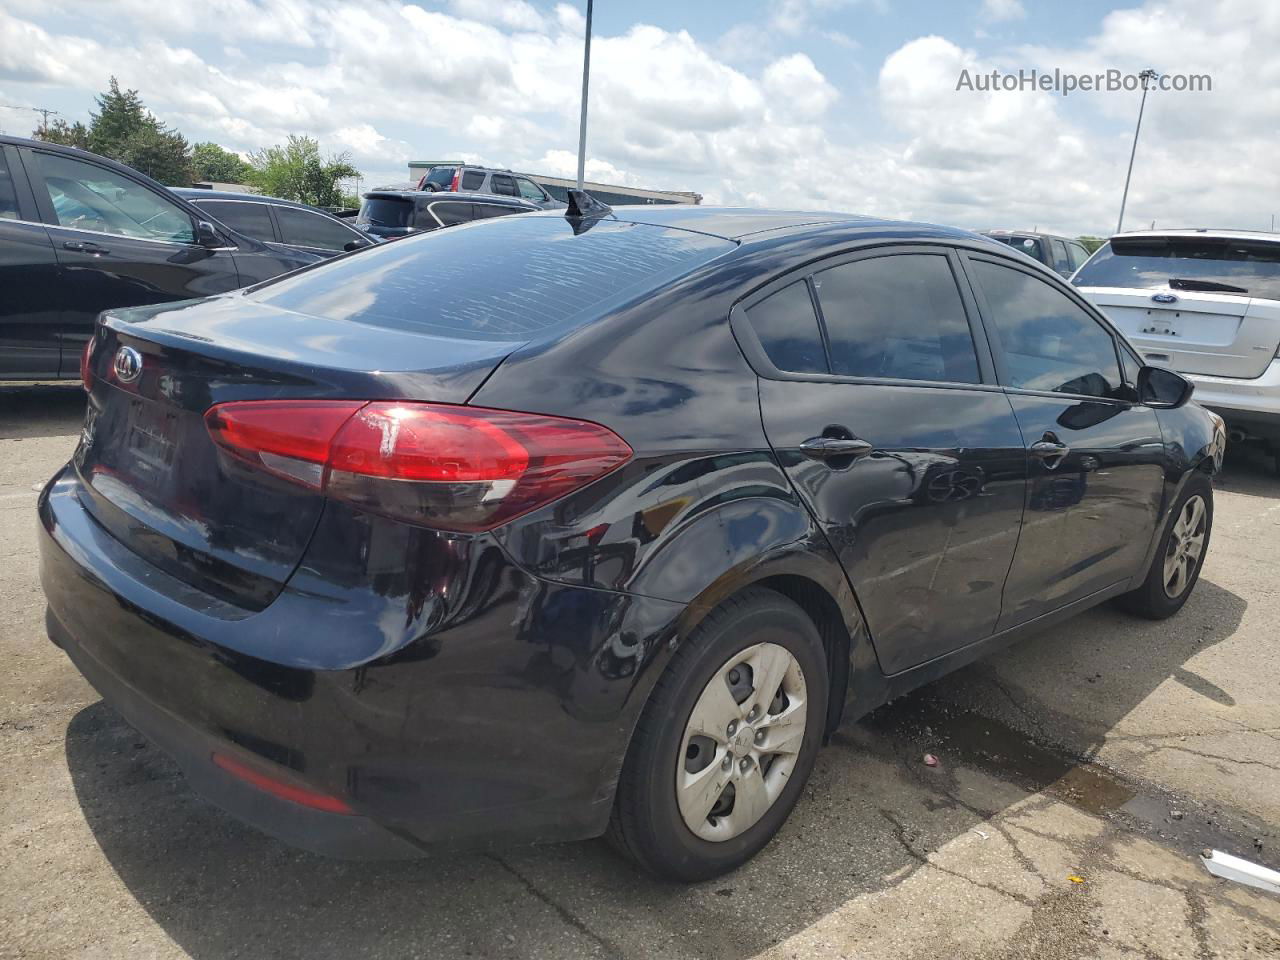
1073, 230, 1280, 472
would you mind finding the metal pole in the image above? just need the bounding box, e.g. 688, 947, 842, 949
575, 0, 593, 190
1117, 69, 1157, 234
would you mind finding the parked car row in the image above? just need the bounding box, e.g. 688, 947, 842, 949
414, 162, 565, 209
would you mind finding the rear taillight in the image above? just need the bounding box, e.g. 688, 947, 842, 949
80, 336, 96, 391
449, 169, 460, 192
204, 400, 631, 532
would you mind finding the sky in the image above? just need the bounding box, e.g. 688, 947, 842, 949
1, 0, 1277, 236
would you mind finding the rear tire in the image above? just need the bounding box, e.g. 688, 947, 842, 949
1116, 472, 1213, 619
607, 588, 828, 882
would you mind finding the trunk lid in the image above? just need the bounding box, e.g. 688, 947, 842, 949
1082, 287, 1280, 378
77, 295, 524, 610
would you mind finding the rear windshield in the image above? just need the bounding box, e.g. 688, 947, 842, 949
251, 216, 734, 341
1075, 237, 1280, 301
358, 197, 412, 229
424, 166, 456, 188
992, 235, 1044, 261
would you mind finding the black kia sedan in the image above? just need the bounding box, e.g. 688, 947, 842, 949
39, 201, 1224, 881
0, 135, 331, 381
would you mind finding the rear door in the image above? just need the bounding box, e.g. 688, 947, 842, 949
745, 246, 1028, 674
963, 253, 1165, 627
0, 143, 63, 378
24, 146, 243, 369
1074, 236, 1280, 379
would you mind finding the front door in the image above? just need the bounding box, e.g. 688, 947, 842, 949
741, 247, 1029, 674
962, 254, 1166, 628
24, 147, 242, 369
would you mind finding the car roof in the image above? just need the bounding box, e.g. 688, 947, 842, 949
983, 229, 1075, 242
604, 205, 987, 245
1111, 229, 1280, 244
172, 188, 331, 212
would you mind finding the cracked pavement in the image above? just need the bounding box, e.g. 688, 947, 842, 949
2, 384, 1278, 960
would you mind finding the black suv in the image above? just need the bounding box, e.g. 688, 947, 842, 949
0, 135, 328, 381
983, 230, 1093, 278
174, 189, 375, 260
355, 189, 538, 240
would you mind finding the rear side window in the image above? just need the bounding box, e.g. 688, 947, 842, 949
198, 200, 275, 242
473, 203, 520, 219
359, 197, 412, 228
745, 281, 828, 374
275, 206, 359, 250
252, 217, 733, 341
0, 150, 18, 219
813, 254, 980, 384
970, 259, 1123, 398
1073, 238, 1280, 301
430, 202, 474, 227
490, 175, 517, 197
460, 170, 485, 190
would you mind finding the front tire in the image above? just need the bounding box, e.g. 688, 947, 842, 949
1117, 472, 1213, 619
608, 588, 828, 882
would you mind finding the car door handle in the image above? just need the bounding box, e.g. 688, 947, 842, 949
63, 240, 110, 255
1030, 437, 1070, 468
799, 436, 874, 461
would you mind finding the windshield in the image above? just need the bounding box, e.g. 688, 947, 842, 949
357, 197, 413, 228
1075, 237, 1280, 301
251, 216, 734, 341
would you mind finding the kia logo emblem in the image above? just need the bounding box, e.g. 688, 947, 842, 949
113, 346, 143, 383
1152, 293, 1179, 304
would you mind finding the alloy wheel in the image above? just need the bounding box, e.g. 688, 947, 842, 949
676, 642, 808, 842
1163, 494, 1207, 599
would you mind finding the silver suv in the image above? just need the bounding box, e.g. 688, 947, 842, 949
1075, 230, 1280, 470
416, 164, 564, 210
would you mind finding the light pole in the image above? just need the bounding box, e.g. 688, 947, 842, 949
575, 0, 593, 190
1117, 68, 1158, 234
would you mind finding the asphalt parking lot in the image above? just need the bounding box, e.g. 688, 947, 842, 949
2, 383, 1278, 960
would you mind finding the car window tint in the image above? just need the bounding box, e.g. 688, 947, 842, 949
461, 170, 485, 190
813, 254, 979, 383
490, 175, 517, 197
1051, 239, 1071, 273
745, 281, 828, 374
517, 178, 545, 202
971, 260, 1123, 398
472, 203, 519, 219
197, 200, 275, 242
36, 152, 194, 243
274, 205, 358, 250
0, 151, 18, 219
359, 196, 412, 228
431, 202, 475, 226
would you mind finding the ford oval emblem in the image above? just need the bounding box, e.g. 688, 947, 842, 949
1152, 293, 1179, 304
113, 346, 143, 383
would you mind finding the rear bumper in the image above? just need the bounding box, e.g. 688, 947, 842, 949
1188, 360, 1280, 439
39, 465, 684, 856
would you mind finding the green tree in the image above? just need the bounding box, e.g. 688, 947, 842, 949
192, 142, 253, 184
87, 77, 151, 158
115, 126, 194, 186
34, 118, 91, 149
1078, 236, 1106, 254
248, 135, 358, 207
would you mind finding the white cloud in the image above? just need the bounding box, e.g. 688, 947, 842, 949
448, 0, 544, 32
980, 0, 1027, 23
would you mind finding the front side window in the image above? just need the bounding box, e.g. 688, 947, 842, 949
274, 205, 360, 250
1050, 239, 1071, 273
517, 178, 546, 202
745, 281, 828, 374
1067, 242, 1091, 272
460, 170, 485, 190
490, 175, 517, 197
970, 259, 1123, 398
36, 152, 194, 243
814, 253, 980, 383
197, 200, 275, 242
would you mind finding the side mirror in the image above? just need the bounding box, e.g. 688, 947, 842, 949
194, 220, 225, 248
343, 238, 370, 252
1137, 364, 1194, 409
